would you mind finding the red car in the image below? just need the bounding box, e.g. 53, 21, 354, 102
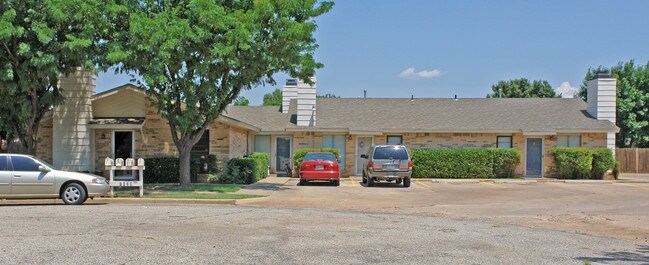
299, 152, 340, 186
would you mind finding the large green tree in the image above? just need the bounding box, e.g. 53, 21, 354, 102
104, 0, 333, 186
262, 88, 282, 106
486, 78, 558, 98
0, 0, 102, 154
233, 96, 249, 106
577, 61, 649, 147
317, 93, 338, 98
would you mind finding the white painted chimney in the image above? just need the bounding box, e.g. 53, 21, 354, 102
281, 79, 298, 113
296, 77, 317, 126
586, 72, 616, 153
52, 68, 95, 172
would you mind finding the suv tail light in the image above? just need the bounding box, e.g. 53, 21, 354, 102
400, 161, 413, 171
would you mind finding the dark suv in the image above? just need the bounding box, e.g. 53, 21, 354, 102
360, 145, 412, 187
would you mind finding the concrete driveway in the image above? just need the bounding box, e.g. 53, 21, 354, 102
238, 175, 649, 244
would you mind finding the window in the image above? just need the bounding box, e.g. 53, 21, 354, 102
303, 153, 336, 162
0, 156, 7, 171
557, 135, 581, 147
322, 135, 346, 168
497, 136, 513, 148
254, 135, 271, 154
387, 135, 403, 145
10, 156, 40, 171
373, 146, 409, 160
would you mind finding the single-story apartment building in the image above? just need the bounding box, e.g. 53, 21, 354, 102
35, 70, 618, 178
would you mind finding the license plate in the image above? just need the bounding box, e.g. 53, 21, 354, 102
315, 165, 324, 170
383, 165, 397, 170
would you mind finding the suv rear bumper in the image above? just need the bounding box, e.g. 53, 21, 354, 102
367, 170, 411, 180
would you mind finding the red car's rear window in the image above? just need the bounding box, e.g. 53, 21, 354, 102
303, 153, 336, 162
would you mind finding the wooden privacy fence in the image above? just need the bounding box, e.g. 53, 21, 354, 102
616, 148, 649, 173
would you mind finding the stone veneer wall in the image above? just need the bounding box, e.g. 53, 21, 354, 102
35, 118, 53, 164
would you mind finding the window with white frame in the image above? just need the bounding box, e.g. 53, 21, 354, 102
496, 136, 513, 148
387, 135, 403, 145
556, 135, 581, 147
322, 135, 346, 169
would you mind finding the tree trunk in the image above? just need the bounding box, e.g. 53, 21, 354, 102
178, 143, 193, 187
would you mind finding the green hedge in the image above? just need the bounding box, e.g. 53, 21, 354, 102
143, 157, 200, 183
411, 148, 521, 179
249, 152, 270, 180
293, 148, 340, 166
591, 148, 615, 179
552, 147, 615, 179
217, 152, 269, 184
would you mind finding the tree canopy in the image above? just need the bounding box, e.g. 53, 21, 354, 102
233, 96, 249, 106
0, 0, 102, 154
578, 60, 649, 147
262, 88, 283, 106
317, 93, 339, 98
486, 78, 558, 98
103, 0, 333, 185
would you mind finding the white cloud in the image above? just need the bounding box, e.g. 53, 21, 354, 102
555, 81, 578, 98
398, 67, 443, 79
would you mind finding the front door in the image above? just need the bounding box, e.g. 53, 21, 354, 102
356, 136, 373, 175
10, 156, 56, 196
276, 136, 291, 176
0, 156, 10, 194
113, 131, 134, 179
526, 138, 543, 177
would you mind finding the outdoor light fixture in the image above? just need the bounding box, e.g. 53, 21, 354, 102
101, 132, 106, 139
311, 105, 316, 111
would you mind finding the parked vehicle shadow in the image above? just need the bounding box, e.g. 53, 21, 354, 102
360, 182, 407, 188
577, 245, 649, 264
298, 181, 337, 187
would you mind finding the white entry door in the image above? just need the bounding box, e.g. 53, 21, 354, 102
356, 136, 373, 175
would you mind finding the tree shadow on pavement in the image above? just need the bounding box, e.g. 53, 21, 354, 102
577, 245, 649, 264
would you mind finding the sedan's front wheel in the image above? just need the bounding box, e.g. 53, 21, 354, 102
62, 183, 87, 205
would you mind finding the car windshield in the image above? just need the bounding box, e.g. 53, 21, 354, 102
32, 156, 57, 170
373, 146, 409, 160
303, 153, 336, 162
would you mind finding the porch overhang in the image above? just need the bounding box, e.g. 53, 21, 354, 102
88, 117, 145, 129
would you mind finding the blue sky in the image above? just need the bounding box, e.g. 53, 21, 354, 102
96, 0, 649, 105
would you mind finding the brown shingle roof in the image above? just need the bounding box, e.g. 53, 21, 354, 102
222, 98, 618, 133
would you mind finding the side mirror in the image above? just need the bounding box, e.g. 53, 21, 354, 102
360, 154, 367, 159
38, 165, 50, 173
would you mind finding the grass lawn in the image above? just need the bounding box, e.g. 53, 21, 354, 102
114, 192, 263, 200
144, 183, 242, 193
112, 183, 263, 200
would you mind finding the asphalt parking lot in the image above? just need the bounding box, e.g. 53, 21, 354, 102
238, 176, 649, 244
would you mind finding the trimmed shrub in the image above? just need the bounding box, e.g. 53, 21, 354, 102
143, 157, 200, 183
249, 152, 270, 180
612, 161, 620, 179
591, 148, 615, 179
293, 148, 340, 166
552, 148, 593, 179
218, 152, 270, 184
411, 148, 521, 179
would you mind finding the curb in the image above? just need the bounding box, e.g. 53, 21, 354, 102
1, 198, 237, 206
420, 178, 649, 184
93, 197, 237, 205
